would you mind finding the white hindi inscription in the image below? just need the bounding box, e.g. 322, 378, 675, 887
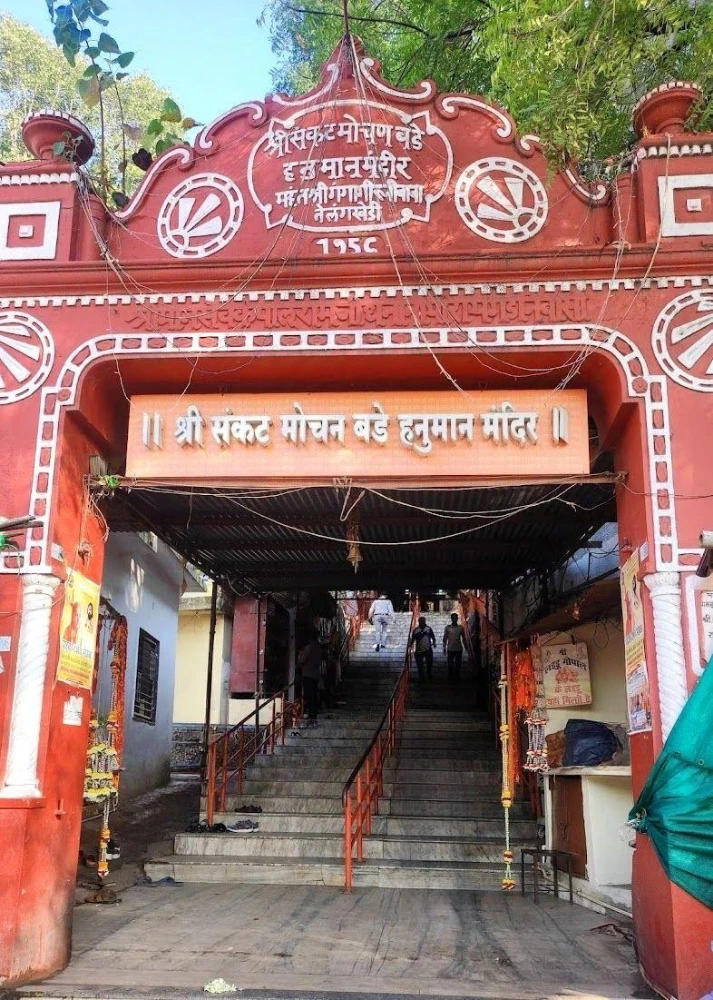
249, 107, 452, 233
154, 401, 558, 454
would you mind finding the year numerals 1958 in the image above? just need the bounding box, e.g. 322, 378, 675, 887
315, 237, 380, 255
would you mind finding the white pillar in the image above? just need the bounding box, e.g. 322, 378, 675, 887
644, 571, 688, 741
1, 573, 61, 797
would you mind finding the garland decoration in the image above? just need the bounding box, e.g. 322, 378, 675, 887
84, 612, 128, 881
524, 638, 549, 774
499, 647, 515, 890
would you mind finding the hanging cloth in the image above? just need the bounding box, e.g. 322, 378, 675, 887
628, 656, 713, 909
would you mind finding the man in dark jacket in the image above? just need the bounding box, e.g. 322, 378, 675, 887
297, 628, 322, 725
409, 616, 436, 681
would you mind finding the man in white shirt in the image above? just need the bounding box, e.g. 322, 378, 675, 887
368, 593, 394, 651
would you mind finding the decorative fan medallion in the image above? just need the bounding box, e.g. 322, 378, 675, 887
157, 174, 244, 259
455, 157, 548, 243
653, 290, 713, 392
0, 312, 54, 405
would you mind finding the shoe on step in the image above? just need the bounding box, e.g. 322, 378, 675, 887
226, 820, 259, 833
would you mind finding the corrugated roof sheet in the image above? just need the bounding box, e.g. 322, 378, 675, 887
102, 479, 616, 592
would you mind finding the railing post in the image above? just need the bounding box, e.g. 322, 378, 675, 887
206, 741, 216, 827
237, 728, 244, 796
271, 699, 277, 753
220, 733, 229, 812
356, 774, 364, 862
281, 696, 286, 745
344, 793, 353, 891
365, 758, 372, 834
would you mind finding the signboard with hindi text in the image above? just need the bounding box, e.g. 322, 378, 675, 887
542, 641, 592, 709
125, 390, 589, 481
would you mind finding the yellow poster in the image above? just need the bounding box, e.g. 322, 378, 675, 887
57, 570, 101, 689
620, 551, 652, 732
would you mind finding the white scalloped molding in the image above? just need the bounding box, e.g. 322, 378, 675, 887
1, 274, 713, 311
0, 172, 79, 186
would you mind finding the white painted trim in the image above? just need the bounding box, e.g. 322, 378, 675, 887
633, 142, 713, 170
658, 173, 713, 237
245, 101, 453, 235
0, 201, 61, 261
359, 56, 435, 104
652, 288, 713, 392
1, 274, 713, 311
684, 570, 713, 676
644, 572, 688, 739
0, 171, 79, 187
438, 95, 513, 140
0, 574, 61, 797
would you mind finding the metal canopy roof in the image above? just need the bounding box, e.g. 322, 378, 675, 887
100, 476, 617, 594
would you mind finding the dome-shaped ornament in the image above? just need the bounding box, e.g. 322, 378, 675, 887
21, 110, 94, 164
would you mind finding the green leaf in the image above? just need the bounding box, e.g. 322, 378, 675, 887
154, 136, 175, 155
85, 45, 100, 58
116, 72, 129, 80
145, 118, 164, 137
97, 31, 120, 53
181, 117, 200, 129
83, 64, 98, 77
161, 97, 182, 123
89, 0, 109, 13
76, 74, 100, 107
52, 140, 67, 156
116, 50, 135, 68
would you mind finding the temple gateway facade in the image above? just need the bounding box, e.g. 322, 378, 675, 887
0, 41, 712, 999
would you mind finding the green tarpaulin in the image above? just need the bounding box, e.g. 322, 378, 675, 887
628, 656, 713, 909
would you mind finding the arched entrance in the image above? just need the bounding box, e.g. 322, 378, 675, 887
1, 41, 712, 999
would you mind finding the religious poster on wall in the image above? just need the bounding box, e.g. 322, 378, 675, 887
57, 570, 101, 689
542, 642, 592, 708
620, 551, 652, 732
699, 590, 713, 669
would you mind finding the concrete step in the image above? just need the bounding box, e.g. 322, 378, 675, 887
391, 767, 501, 784
216, 795, 346, 813
200, 812, 528, 839
175, 831, 533, 864
176, 831, 343, 859
389, 798, 525, 818
205, 812, 346, 834
376, 816, 536, 838
395, 750, 499, 764
242, 765, 354, 781
145, 855, 513, 890
238, 779, 393, 796
362, 835, 534, 864
389, 779, 500, 798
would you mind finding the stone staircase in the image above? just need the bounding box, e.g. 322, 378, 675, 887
353, 610, 455, 666
147, 614, 537, 889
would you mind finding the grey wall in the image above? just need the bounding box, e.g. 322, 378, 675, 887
100, 533, 184, 800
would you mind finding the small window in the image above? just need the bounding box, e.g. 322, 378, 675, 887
133, 629, 160, 724
137, 531, 158, 551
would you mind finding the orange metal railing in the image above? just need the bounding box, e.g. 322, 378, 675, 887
342, 602, 417, 890
205, 690, 302, 825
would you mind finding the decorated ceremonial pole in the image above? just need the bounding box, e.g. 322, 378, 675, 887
499, 644, 515, 891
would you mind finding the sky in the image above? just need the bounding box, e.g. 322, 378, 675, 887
0, 0, 278, 124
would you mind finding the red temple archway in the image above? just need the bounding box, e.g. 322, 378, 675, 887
1, 42, 712, 997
